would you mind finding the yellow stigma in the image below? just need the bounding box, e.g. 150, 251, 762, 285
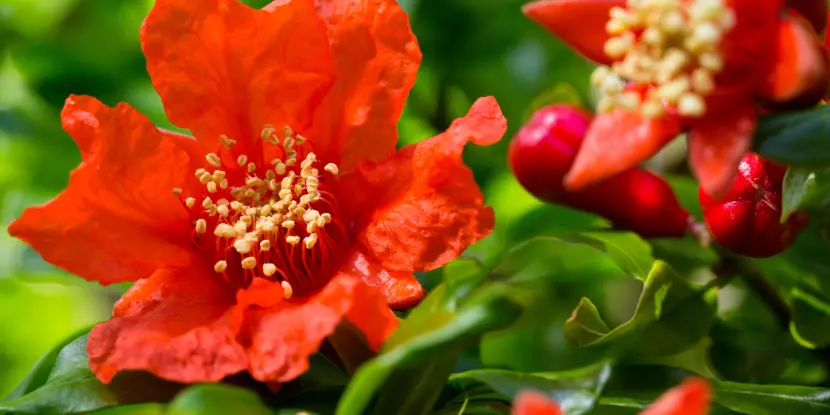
592, 0, 735, 119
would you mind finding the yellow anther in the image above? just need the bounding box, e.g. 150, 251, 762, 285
217, 205, 230, 217
234, 222, 247, 235
213, 170, 226, 181
281, 281, 293, 299
321, 213, 332, 223
214, 260, 228, 273
286, 235, 300, 245
260, 220, 275, 232
237, 154, 248, 166
282, 220, 296, 229
241, 257, 257, 270
220, 179, 229, 189
214, 223, 236, 238
263, 263, 277, 277
698, 52, 723, 71
206, 153, 222, 167
307, 221, 318, 233
245, 188, 256, 198
260, 240, 271, 251
241, 215, 253, 225
185, 197, 196, 209
195, 168, 206, 178
261, 125, 276, 141
283, 125, 294, 139
284, 137, 295, 150
641, 100, 666, 119
275, 163, 287, 175
265, 170, 276, 181
199, 172, 213, 184
246, 177, 263, 187
296, 134, 307, 145
234, 238, 253, 254
677, 93, 706, 117
172, 188, 183, 196
691, 69, 714, 94
324, 163, 339, 176
286, 158, 297, 167
260, 205, 272, 215
230, 201, 243, 211
195, 219, 207, 233
220, 135, 236, 148
207, 182, 218, 193
202, 197, 213, 209
281, 176, 293, 189
247, 163, 257, 173
217, 198, 229, 206
304, 233, 318, 249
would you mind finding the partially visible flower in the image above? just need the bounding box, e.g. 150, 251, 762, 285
512, 377, 711, 415
524, 0, 830, 198
8, 0, 506, 385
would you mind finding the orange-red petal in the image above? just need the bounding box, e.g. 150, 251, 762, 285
8, 96, 200, 285
522, 0, 623, 65
761, 12, 829, 103
348, 97, 506, 273
142, 0, 335, 154
243, 273, 396, 382
688, 107, 756, 199
87, 267, 247, 384
341, 249, 425, 311
640, 378, 711, 415
511, 391, 563, 415
284, 0, 422, 172
563, 109, 682, 191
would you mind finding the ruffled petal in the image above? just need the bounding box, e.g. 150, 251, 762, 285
347, 97, 506, 273
142, 0, 335, 155
243, 273, 396, 382
8, 96, 200, 285
688, 107, 756, 199
511, 391, 563, 415
522, 0, 623, 65
640, 378, 711, 415
87, 267, 247, 384
761, 12, 829, 104
341, 249, 424, 311
564, 109, 682, 191
278, 0, 421, 172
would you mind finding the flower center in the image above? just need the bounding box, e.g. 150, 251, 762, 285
174, 126, 344, 299
591, 0, 736, 119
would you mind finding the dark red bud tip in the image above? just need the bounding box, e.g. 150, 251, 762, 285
790, 0, 828, 35
699, 152, 810, 258
509, 104, 690, 238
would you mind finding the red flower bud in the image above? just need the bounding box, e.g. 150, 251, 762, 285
699, 153, 810, 258
509, 104, 691, 238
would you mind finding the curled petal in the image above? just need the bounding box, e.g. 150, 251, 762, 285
142, 0, 335, 154
641, 377, 711, 415
688, 107, 756, 199
243, 274, 396, 382
511, 390, 563, 415
522, 0, 623, 65
761, 13, 830, 105
564, 109, 682, 191
88, 268, 247, 383
8, 96, 200, 284
341, 249, 424, 310
348, 97, 506, 272
297, 0, 422, 172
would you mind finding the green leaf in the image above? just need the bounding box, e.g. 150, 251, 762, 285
713, 381, 830, 415
755, 106, 830, 167
334, 278, 522, 415
521, 82, 585, 124
0, 332, 182, 415
781, 165, 830, 221
89, 404, 166, 415
448, 362, 612, 415
557, 232, 654, 281
790, 288, 830, 349
166, 384, 273, 415
563, 261, 717, 358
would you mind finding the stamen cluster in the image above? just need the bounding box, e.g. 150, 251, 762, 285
591, 0, 736, 118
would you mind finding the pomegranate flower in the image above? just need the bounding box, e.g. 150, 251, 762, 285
8, 0, 506, 385
524, 0, 830, 198
513, 377, 711, 415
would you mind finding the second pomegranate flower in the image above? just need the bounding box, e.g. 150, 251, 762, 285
524, 0, 830, 198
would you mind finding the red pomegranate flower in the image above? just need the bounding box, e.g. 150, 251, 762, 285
8, 0, 506, 385
512, 377, 711, 415
524, 0, 830, 198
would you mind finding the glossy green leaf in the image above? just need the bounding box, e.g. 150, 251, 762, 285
557, 232, 654, 281
334, 278, 522, 415
89, 404, 165, 415
781, 166, 830, 221
0, 332, 181, 415
449, 361, 612, 415
713, 381, 830, 415
790, 288, 830, 349
166, 384, 273, 415
755, 106, 830, 167
563, 261, 717, 358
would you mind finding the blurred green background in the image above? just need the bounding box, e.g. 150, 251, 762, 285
1, 0, 821, 401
